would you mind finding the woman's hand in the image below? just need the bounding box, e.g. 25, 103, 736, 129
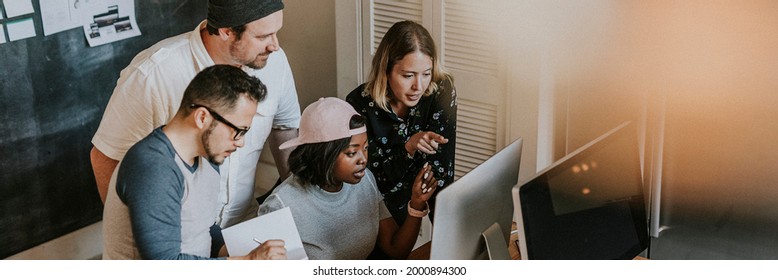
409, 162, 437, 212
405, 131, 449, 156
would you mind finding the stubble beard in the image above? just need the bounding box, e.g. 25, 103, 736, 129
202, 124, 225, 165
230, 41, 270, 70
245, 53, 269, 69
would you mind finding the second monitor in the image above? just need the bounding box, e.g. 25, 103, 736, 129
512, 122, 648, 260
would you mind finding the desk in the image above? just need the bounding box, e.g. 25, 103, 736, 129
406, 223, 646, 260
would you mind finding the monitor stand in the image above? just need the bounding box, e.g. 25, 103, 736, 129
482, 222, 510, 260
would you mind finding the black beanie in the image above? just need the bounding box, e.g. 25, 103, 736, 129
207, 0, 284, 29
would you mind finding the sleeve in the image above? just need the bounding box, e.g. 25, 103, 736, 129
423, 77, 457, 190
117, 152, 212, 260
258, 193, 286, 216
367, 170, 393, 220
270, 49, 301, 130
374, 140, 418, 185
92, 68, 168, 161
346, 89, 416, 184
378, 200, 393, 221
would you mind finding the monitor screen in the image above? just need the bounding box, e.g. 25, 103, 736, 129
430, 138, 523, 260
513, 122, 648, 260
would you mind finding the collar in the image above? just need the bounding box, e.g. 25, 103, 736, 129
189, 20, 216, 72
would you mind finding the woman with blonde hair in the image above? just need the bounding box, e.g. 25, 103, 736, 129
346, 20, 457, 226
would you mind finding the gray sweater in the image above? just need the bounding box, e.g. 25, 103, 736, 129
258, 170, 392, 260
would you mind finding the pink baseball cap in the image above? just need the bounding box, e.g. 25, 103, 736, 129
279, 97, 367, 150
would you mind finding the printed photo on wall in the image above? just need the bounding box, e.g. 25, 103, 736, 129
82, 4, 140, 47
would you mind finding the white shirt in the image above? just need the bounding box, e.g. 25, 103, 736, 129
92, 21, 301, 228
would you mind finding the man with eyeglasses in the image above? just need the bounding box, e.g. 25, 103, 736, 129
102, 65, 287, 260
90, 0, 300, 236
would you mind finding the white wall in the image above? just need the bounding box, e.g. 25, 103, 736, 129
258, 0, 339, 192
279, 0, 338, 107
505, 0, 644, 177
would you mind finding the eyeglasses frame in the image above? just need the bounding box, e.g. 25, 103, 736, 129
190, 104, 250, 141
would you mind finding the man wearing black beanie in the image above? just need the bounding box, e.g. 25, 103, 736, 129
204, 0, 286, 69
93, 0, 300, 258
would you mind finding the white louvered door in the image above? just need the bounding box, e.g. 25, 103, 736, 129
370, 0, 425, 52
364, 0, 507, 179
441, 0, 505, 179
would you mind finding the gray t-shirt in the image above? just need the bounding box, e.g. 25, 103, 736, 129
102, 127, 222, 259
258, 169, 392, 260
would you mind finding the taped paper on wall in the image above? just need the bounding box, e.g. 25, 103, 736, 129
6, 18, 36, 41
3, 0, 34, 18
82, 2, 140, 47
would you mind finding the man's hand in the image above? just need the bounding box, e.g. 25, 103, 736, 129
245, 239, 287, 260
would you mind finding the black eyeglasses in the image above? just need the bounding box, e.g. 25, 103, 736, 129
190, 104, 250, 140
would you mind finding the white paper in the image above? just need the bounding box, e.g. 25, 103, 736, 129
40, 0, 77, 36
0, 25, 6, 44
39, 0, 138, 38
7, 18, 36, 41
221, 207, 308, 260
81, 0, 140, 47
40, 0, 132, 36
3, 0, 34, 18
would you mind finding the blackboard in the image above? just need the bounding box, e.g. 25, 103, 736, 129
0, 0, 206, 258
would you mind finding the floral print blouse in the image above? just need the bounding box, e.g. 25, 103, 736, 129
346, 77, 457, 225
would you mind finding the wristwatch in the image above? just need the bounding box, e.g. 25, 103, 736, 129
407, 201, 430, 218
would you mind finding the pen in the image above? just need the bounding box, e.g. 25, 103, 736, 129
253, 238, 263, 245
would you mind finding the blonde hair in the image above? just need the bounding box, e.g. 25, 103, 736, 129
365, 20, 450, 112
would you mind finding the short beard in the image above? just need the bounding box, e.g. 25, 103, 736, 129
244, 57, 268, 70
202, 122, 224, 165
229, 39, 270, 69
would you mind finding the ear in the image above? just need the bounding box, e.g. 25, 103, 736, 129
218, 27, 232, 41
192, 108, 210, 129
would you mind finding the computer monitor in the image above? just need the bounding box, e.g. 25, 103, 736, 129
430, 138, 523, 260
512, 122, 648, 260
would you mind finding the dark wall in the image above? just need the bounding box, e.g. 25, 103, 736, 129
0, 0, 206, 258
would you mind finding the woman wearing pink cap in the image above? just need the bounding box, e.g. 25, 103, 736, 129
258, 97, 436, 260
346, 21, 457, 226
